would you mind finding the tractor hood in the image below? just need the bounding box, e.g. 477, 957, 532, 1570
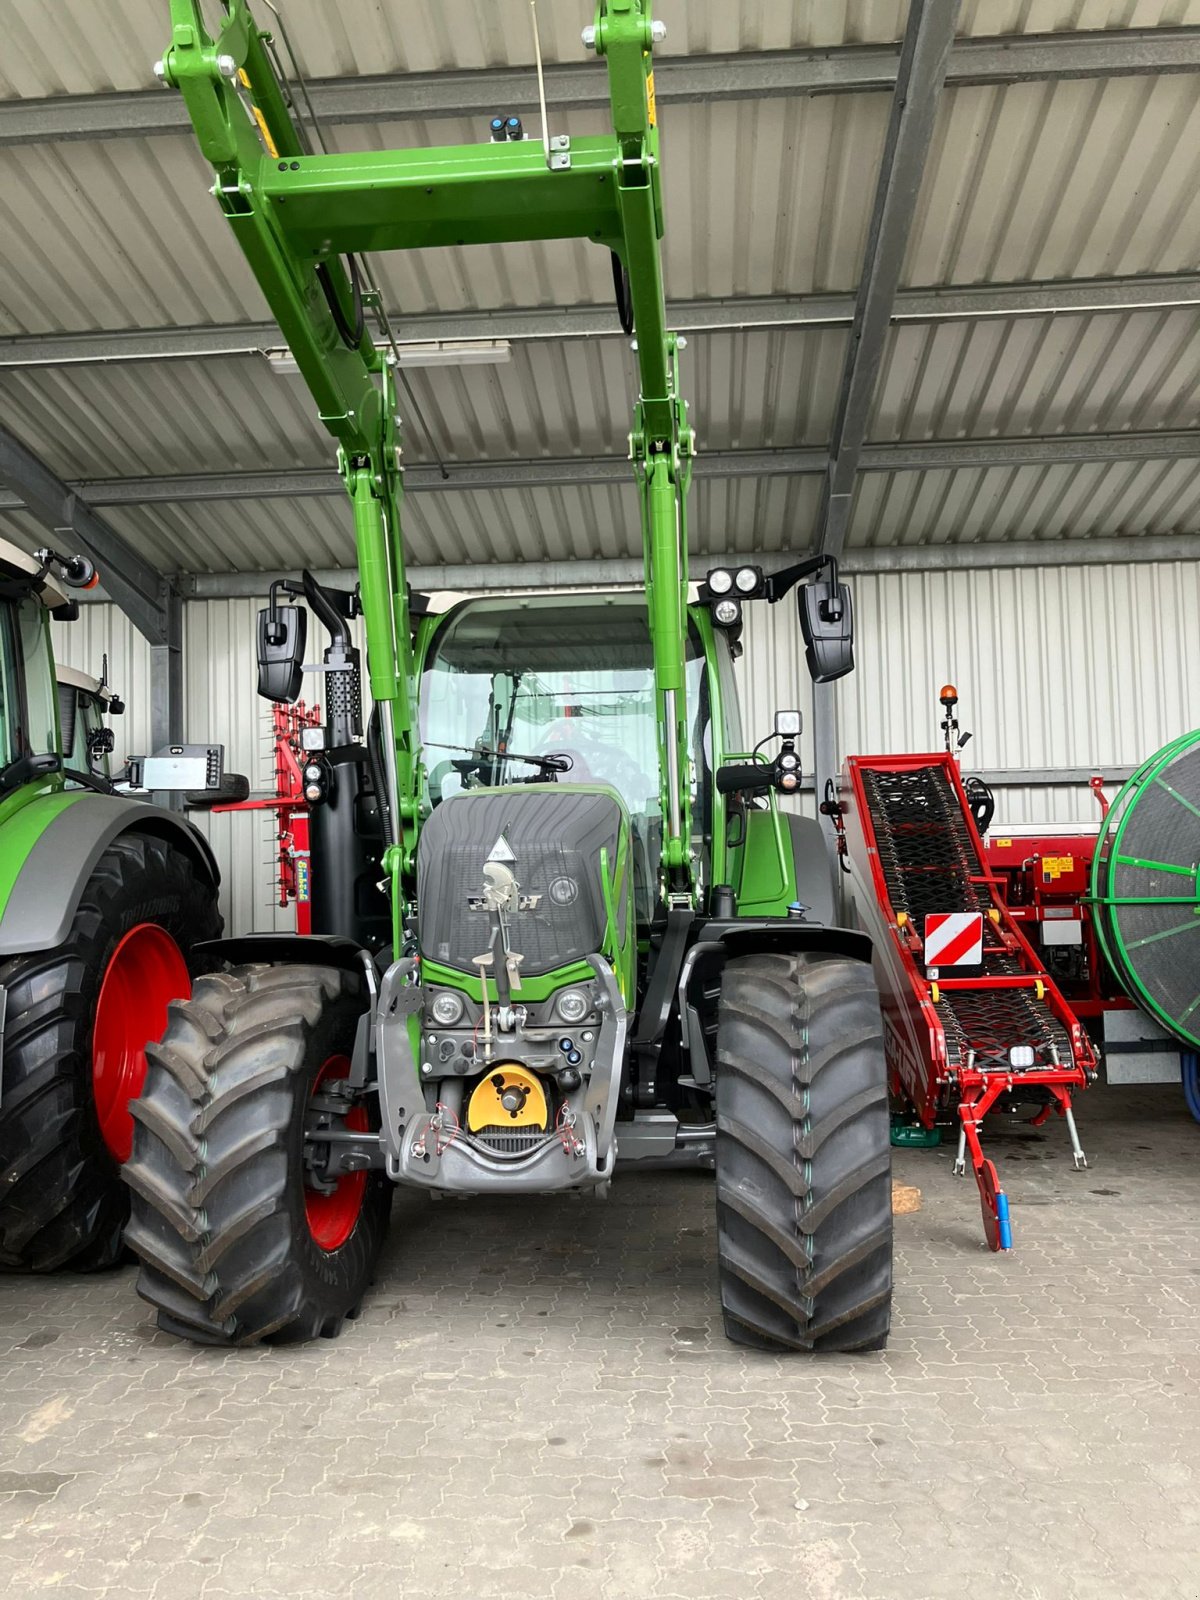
416, 785, 630, 978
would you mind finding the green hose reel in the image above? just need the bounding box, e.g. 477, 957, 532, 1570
1092, 729, 1200, 1050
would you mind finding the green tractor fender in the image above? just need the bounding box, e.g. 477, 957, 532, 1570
0, 791, 220, 959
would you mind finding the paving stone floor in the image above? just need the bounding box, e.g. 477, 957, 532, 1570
1, 1085, 1198, 1599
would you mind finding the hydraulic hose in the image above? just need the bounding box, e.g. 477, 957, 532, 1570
367, 708, 397, 851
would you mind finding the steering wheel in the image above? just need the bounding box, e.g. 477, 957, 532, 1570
534, 723, 654, 803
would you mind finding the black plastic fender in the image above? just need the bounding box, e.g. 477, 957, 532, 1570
192, 932, 371, 975
677, 918, 875, 1088
0, 792, 220, 960
705, 917, 873, 966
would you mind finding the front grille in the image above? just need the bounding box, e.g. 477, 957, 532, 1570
472, 1126, 555, 1157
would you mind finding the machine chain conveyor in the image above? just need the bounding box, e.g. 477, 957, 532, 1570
842, 753, 1098, 1251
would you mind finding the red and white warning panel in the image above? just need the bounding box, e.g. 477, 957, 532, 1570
924, 911, 984, 967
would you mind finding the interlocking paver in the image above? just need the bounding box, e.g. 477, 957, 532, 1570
1, 1085, 1198, 1598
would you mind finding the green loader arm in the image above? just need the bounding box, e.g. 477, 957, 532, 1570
159, 0, 696, 928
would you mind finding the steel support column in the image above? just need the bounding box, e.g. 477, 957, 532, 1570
811, 679, 842, 890
817, 0, 962, 557
149, 587, 184, 752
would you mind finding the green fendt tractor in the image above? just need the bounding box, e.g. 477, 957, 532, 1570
0, 539, 223, 1270
125, 0, 893, 1351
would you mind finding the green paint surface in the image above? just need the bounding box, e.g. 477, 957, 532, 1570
0, 784, 81, 925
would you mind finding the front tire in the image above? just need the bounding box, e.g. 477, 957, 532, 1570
0, 833, 220, 1272
715, 952, 892, 1352
122, 963, 390, 1346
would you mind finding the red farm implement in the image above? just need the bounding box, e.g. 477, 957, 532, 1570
837, 750, 1098, 1251
215, 701, 320, 933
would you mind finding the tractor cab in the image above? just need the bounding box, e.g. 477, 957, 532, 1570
56, 663, 124, 781
419, 591, 709, 923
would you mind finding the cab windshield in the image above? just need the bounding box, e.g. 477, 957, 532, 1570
420, 593, 707, 915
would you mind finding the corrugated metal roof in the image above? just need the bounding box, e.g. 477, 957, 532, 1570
871, 307, 1200, 438
1, 6, 1197, 575
4, 304, 1194, 491
6, 2, 1200, 99
3, 454, 1195, 576
0, 327, 852, 478
850, 455, 1200, 546
5, 69, 1200, 333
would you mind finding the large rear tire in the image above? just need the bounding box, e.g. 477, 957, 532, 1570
715, 952, 892, 1352
122, 963, 391, 1346
0, 833, 220, 1273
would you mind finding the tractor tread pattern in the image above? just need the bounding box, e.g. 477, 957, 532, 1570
123, 963, 389, 1346
0, 833, 219, 1272
715, 951, 893, 1352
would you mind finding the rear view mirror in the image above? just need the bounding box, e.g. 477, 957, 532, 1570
798, 579, 854, 683
257, 604, 306, 703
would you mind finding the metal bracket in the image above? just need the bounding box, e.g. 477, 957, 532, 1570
375, 956, 424, 1168
549, 133, 571, 171
586, 954, 629, 1164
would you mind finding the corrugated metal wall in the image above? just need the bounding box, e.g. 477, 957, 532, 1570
54, 559, 1200, 932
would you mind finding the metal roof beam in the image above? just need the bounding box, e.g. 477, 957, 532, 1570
818, 0, 962, 558
1, 432, 1195, 512
175, 533, 1200, 599
4, 274, 1200, 369
2, 29, 1197, 147
0, 425, 170, 644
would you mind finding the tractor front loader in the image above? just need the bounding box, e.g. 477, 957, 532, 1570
0, 540, 226, 1271
126, 0, 893, 1351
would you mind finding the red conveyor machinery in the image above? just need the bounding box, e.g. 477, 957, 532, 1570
838, 752, 1098, 1250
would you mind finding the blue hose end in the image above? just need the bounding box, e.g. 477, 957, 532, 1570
996, 1191, 1013, 1251
1182, 1053, 1200, 1125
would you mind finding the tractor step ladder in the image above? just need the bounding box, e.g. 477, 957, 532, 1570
840, 753, 1098, 1250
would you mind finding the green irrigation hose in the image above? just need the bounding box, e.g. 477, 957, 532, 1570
1091, 728, 1200, 1049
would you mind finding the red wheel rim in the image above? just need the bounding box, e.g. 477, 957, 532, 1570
92, 922, 191, 1163
304, 1054, 368, 1252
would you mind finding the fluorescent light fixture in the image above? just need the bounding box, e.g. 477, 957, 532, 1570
392, 340, 511, 368
264, 340, 511, 375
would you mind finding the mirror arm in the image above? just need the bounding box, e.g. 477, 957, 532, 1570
266, 577, 303, 645
764, 552, 840, 608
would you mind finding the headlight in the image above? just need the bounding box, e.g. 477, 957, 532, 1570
555, 988, 589, 1024
303, 762, 323, 783
713, 598, 741, 627
735, 565, 760, 594
707, 568, 733, 595
430, 990, 465, 1026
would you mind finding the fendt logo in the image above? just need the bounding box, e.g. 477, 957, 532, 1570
467, 892, 543, 913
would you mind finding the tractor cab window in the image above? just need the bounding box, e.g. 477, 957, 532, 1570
421, 593, 707, 918
0, 598, 57, 776
0, 602, 18, 769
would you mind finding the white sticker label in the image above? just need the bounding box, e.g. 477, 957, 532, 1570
486, 834, 516, 863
